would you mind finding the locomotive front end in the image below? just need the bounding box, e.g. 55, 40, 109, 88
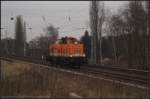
46, 37, 87, 67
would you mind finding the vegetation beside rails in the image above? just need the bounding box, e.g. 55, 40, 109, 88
0, 60, 148, 98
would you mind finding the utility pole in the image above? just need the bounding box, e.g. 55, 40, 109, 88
0, 28, 3, 81
5, 29, 9, 55
25, 26, 32, 57
0, 28, 4, 56
24, 22, 26, 56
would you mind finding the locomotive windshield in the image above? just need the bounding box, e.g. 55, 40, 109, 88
58, 37, 78, 44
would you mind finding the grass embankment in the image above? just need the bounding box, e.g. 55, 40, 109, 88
0, 60, 148, 98
1, 60, 52, 96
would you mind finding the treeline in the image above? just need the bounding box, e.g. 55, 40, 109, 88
1, 25, 59, 60
26, 25, 59, 59
81, 1, 149, 69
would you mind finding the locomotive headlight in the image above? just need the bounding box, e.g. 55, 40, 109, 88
74, 42, 78, 44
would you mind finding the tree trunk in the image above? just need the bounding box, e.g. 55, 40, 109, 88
90, 1, 99, 64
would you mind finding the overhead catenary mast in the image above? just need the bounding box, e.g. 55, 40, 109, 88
5, 29, 9, 54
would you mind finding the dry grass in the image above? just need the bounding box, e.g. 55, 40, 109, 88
0, 60, 148, 98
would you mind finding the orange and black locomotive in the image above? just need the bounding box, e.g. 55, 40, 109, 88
46, 37, 87, 66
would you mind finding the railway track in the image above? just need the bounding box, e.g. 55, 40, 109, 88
1, 55, 149, 87
80, 66, 149, 86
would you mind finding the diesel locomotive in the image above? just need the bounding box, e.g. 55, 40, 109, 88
46, 37, 87, 66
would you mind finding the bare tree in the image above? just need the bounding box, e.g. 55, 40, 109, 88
145, 1, 150, 68
97, 2, 105, 64
80, 30, 91, 62
108, 15, 125, 64
90, 1, 105, 64
90, 1, 99, 64
123, 1, 147, 68
27, 25, 59, 58
106, 1, 148, 69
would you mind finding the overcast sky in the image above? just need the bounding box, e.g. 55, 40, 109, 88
1, 1, 128, 42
